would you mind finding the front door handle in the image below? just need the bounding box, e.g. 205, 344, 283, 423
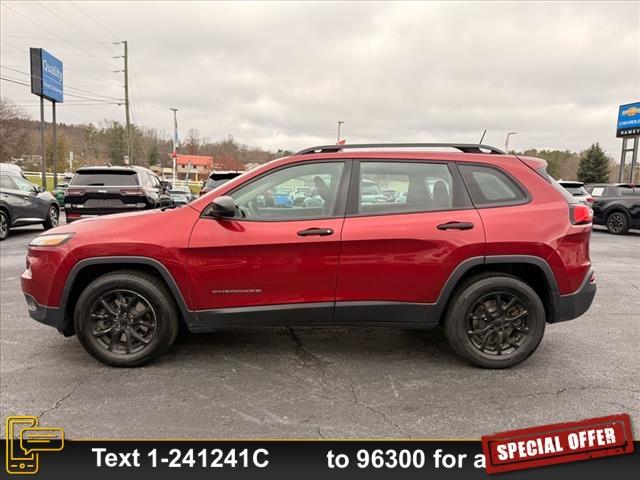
437, 221, 475, 231
297, 227, 334, 237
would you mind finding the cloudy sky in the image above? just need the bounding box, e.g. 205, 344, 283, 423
1, 1, 638, 155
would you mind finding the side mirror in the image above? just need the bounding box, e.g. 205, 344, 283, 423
209, 196, 236, 218
160, 181, 172, 191
36, 185, 45, 193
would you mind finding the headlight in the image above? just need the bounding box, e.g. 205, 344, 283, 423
29, 233, 73, 247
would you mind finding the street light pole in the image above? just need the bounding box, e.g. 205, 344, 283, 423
171, 108, 178, 188
505, 132, 518, 154
337, 121, 345, 143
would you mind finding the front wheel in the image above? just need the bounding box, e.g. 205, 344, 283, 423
0, 210, 9, 240
444, 274, 546, 369
74, 270, 180, 367
43, 205, 59, 230
606, 212, 630, 235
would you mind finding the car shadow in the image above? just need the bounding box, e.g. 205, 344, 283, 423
167, 325, 466, 367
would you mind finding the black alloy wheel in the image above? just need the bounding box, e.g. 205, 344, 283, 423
606, 212, 629, 235
89, 290, 157, 356
74, 270, 180, 367
466, 291, 530, 357
0, 211, 8, 240
444, 274, 546, 368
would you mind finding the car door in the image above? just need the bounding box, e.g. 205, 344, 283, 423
334, 160, 485, 324
5, 176, 47, 222
187, 160, 350, 324
0, 174, 24, 224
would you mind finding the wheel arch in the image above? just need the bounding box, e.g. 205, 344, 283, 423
435, 255, 559, 324
60, 257, 194, 336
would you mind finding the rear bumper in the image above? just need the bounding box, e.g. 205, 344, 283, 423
551, 267, 596, 323
23, 293, 70, 335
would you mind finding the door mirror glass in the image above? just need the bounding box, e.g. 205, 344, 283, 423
160, 180, 172, 191
209, 196, 237, 218
36, 185, 45, 193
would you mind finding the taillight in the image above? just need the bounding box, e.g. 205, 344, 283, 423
120, 188, 145, 195
570, 204, 592, 225
586, 196, 594, 203
66, 188, 85, 195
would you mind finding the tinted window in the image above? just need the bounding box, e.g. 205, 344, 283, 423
71, 171, 139, 186
358, 162, 455, 214
230, 162, 344, 220
459, 164, 527, 206
0, 175, 15, 189
618, 187, 640, 196
563, 186, 589, 196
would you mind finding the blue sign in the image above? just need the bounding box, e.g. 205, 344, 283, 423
30, 48, 63, 103
616, 101, 640, 138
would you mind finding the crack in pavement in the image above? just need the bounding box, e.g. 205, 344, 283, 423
287, 328, 330, 379
350, 382, 409, 438
38, 380, 85, 420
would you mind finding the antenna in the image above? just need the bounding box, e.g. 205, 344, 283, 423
479, 129, 487, 144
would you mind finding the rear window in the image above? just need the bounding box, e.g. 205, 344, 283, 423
563, 185, 589, 196
71, 171, 139, 186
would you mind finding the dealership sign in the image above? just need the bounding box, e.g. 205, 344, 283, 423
30, 48, 63, 103
616, 101, 640, 137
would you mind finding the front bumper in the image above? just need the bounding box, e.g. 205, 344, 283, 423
23, 293, 70, 334
552, 267, 596, 323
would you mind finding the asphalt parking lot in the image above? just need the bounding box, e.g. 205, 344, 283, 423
1, 218, 639, 439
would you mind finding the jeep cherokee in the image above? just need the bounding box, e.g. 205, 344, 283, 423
21, 143, 596, 368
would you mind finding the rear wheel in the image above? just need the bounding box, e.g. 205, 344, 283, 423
606, 211, 629, 235
43, 205, 59, 230
74, 270, 180, 367
0, 210, 9, 240
444, 274, 546, 369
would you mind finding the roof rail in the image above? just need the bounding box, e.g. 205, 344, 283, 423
294, 143, 506, 156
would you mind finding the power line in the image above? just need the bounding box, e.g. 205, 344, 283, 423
1, 34, 115, 45
0, 39, 22, 51
67, 1, 120, 42
0, 74, 123, 102
1, 2, 119, 69
1, 65, 124, 101
34, 0, 113, 46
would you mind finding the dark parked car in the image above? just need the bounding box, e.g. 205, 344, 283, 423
0, 172, 59, 241
199, 170, 242, 196
64, 166, 173, 223
584, 183, 640, 234
22, 143, 595, 369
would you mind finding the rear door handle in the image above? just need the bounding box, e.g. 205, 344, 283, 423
437, 221, 475, 231
297, 227, 334, 237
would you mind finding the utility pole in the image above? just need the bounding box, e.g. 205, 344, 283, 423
171, 108, 178, 188
52, 102, 57, 189
123, 40, 132, 165
337, 120, 345, 143
39, 97, 46, 188
505, 131, 518, 154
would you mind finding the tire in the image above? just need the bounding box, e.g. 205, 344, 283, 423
0, 210, 9, 241
444, 273, 546, 369
606, 211, 630, 235
43, 205, 59, 230
74, 270, 180, 367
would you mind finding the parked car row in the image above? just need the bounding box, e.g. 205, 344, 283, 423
557, 180, 639, 234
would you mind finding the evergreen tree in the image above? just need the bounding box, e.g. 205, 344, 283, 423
577, 143, 609, 183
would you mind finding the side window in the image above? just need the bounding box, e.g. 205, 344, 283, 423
590, 186, 605, 197
12, 176, 37, 194
140, 172, 152, 187
230, 162, 345, 220
151, 175, 162, 188
0, 175, 16, 190
459, 164, 527, 206
358, 162, 455, 214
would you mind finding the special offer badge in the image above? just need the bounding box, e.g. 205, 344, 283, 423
482, 414, 634, 474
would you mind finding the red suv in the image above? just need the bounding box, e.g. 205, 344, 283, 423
21, 143, 596, 368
